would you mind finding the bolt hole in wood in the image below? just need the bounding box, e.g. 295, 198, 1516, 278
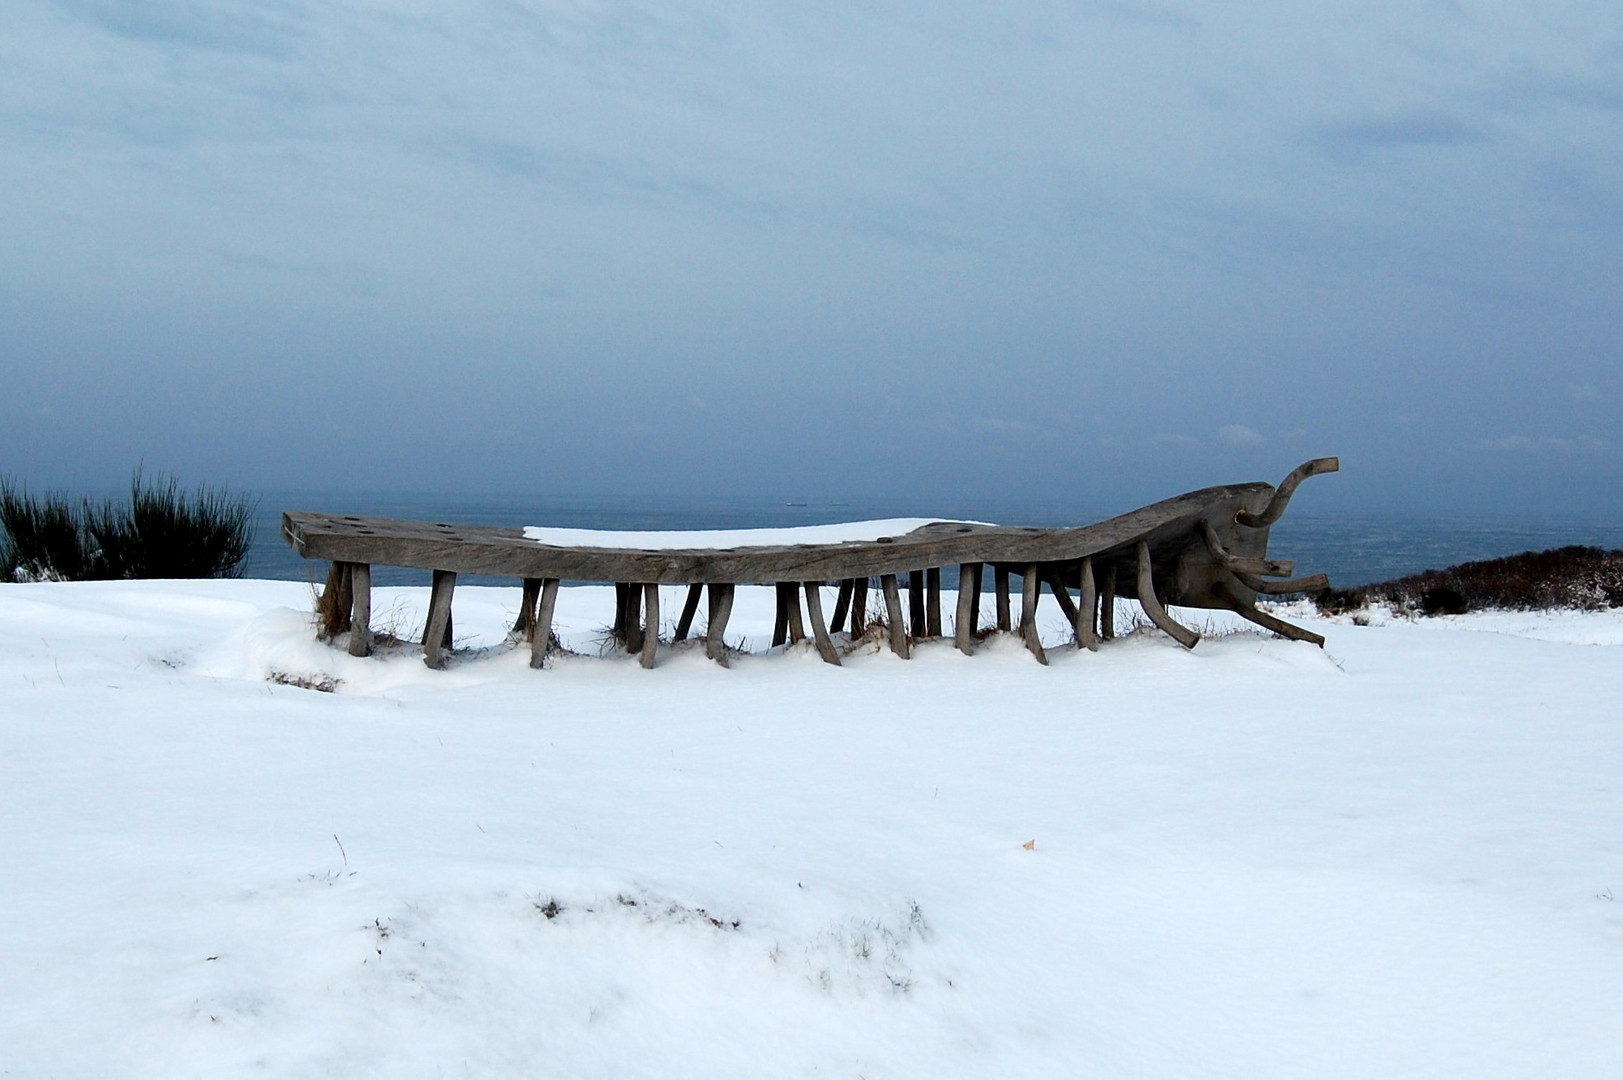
285, 461, 1338, 669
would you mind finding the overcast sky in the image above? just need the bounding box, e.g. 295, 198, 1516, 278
3, 1, 1621, 515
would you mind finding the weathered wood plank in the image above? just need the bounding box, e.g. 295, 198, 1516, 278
955, 562, 979, 655
880, 574, 910, 658
422, 569, 457, 669
803, 583, 842, 666
1078, 556, 1098, 652
282, 481, 1276, 585
850, 577, 868, 636
705, 583, 734, 666
529, 577, 560, 668
1136, 540, 1200, 649
1019, 565, 1048, 665
673, 582, 703, 642
347, 562, 372, 657
995, 567, 1011, 631
830, 579, 854, 634
640, 584, 659, 668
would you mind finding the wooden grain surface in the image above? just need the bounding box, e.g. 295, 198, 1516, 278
282, 482, 1275, 588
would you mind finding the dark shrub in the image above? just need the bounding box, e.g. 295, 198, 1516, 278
1342, 545, 1623, 615
2, 470, 256, 581
1313, 586, 1369, 615
0, 482, 96, 581
1419, 586, 1469, 616
85, 471, 256, 579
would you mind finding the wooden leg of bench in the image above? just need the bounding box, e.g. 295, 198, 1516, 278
1078, 557, 1098, 652
786, 583, 806, 644
318, 561, 354, 639
624, 583, 644, 654
613, 583, 629, 644
347, 563, 372, 657
673, 583, 703, 642
881, 574, 910, 658
995, 567, 1011, 631
850, 578, 868, 636
423, 569, 457, 669
803, 583, 842, 666
515, 577, 542, 640
1137, 541, 1200, 649
955, 563, 979, 655
908, 571, 926, 639
830, 579, 853, 634
1045, 568, 1079, 625
1020, 565, 1048, 665
1100, 565, 1116, 640
970, 564, 983, 635
772, 583, 790, 647
705, 583, 734, 666
529, 578, 559, 668
1213, 581, 1325, 647
640, 584, 659, 668
926, 567, 942, 637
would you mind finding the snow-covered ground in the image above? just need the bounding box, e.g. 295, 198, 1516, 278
3, 580, 1621, 1078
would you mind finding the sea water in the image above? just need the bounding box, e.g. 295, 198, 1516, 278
248, 492, 1623, 589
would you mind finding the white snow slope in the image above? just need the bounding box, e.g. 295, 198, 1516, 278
2, 580, 1621, 1078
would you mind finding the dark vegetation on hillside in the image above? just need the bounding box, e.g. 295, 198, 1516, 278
1315, 546, 1623, 616
1, 471, 255, 582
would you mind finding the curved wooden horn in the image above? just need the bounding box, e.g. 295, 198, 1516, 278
1200, 520, 1331, 595
1236, 457, 1339, 528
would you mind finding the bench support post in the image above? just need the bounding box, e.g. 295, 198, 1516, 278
1078, 557, 1098, 651
1020, 565, 1048, 665
347, 563, 372, 657
423, 569, 457, 669
705, 583, 734, 666
1137, 541, 1200, 649
803, 583, 842, 665
673, 583, 703, 642
640, 584, 659, 668
529, 578, 560, 668
880, 574, 910, 658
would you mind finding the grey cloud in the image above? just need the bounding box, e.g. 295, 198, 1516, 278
54, 0, 308, 59
1219, 425, 1267, 447
1476, 435, 1610, 454
1307, 112, 1486, 158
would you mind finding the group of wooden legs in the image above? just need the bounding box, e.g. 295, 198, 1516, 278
318, 539, 1326, 671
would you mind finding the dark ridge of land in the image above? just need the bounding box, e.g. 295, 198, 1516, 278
1315, 545, 1623, 616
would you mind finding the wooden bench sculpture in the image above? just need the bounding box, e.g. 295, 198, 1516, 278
282, 458, 1338, 669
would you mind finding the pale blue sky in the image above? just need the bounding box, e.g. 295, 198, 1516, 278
3, 1, 1621, 514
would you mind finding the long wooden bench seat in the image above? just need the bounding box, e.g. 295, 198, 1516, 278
282, 458, 1337, 669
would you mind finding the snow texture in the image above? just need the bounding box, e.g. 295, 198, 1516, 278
2, 581, 1622, 1078
521, 518, 961, 549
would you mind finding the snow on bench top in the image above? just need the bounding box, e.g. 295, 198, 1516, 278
521, 518, 978, 550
